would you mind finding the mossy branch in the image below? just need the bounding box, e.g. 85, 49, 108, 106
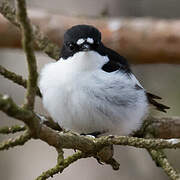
36, 150, 90, 180
16, 0, 38, 110
1, 92, 180, 179
0, 1, 19, 27
1, 1, 180, 179
1, 94, 180, 150
0, 0, 60, 60
0, 65, 41, 97
0, 124, 26, 134
0, 130, 31, 150
148, 149, 180, 180
0, 64, 27, 87
145, 133, 180, 180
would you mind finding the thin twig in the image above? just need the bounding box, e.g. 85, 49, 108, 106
148, 149, 180, 180
0, 130, 31, 151
16, 0, 38, 110
0, 124, 26, 134
145, 133, 180, 180
0, 65, 27, 87
0, 0, 60, 60
0, 1, 19, 27
0, 65, 41, 97
95, 136, 180, 150
36, 150, 89, 180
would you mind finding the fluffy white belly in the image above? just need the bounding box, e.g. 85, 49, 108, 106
39, 52, 148, 135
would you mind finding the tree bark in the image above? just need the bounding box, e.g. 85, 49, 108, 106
1, 10, 180, 64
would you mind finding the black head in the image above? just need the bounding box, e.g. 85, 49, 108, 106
60, 24, 131, 74
60, 25, 102, 59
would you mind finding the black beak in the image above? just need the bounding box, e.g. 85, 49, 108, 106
81, 44, 90, 51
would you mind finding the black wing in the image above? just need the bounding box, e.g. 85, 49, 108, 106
98, 44, 170, 113
146, 92, 170, 113
97, 44, 131, 73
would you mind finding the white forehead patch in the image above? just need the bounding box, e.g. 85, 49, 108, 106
77, 38, 85, 45
87, 37, 94, 44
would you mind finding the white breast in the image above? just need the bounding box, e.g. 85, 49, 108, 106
39, 51, 148, 135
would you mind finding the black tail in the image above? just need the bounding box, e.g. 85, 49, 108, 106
146, 92, 170, 113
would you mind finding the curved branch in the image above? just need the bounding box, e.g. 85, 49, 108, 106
136, 116, 180, 139
0, 124, 26, 134
1, 94, 180, 151
36, 151, 89, 180
1, 1, 180, 179
0, 1, 60, 60
16, 0, 38, 110
0, 64, 27, 88
148, 149, 180, 180
0, 65, 41, 97
1, 2, 180, 64
145, 133, 180, 180
2, 93, 180, 179
0, 130, 31, 150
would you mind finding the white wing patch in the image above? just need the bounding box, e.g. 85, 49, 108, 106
77, 38, 85, 45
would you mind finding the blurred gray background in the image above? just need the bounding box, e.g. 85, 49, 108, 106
0, 0, 180, 180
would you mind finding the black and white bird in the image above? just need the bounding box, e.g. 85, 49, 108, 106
39, 25, 169, 136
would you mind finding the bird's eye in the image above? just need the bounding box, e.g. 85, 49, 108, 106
66, 42, 76, 51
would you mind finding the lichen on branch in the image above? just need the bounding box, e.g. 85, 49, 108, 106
0, 65, 41, 97
16, 0, 38, 110
35, 150, 90, 180
0, 0, 60, 60
1, 0, 180, 180
0, 130, 31, 150
148, 149, 180, 180
0, 124, 26, 134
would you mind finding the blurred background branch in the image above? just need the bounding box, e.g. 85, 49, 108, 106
1, 2, 180, 64
0, 1, 60, 60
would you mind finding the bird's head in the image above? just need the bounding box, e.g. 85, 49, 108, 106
60, 25, 103, 59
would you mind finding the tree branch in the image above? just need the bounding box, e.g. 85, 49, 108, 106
1, 1, 180, 64
0, 124, 26, 134
1, 94, 180, 151
0, 130, 31, 150
144, 133, 180, 180
134, 116, 180, 139
0, 0, 60, 60
16, 0, 38, 110
1, 1, 180, 179
36, 150, 89, 180
0, 1, 19, 27
148, 149, 180, 180
1, 93, 180, 179
0, 65, 41, 97
0, 64, 27, 87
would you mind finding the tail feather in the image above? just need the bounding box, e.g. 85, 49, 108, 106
146, 92, 170, 113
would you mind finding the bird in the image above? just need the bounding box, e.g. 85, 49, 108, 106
39, 24, 169, 137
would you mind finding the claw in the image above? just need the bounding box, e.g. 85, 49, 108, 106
95, 157, 104, 165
